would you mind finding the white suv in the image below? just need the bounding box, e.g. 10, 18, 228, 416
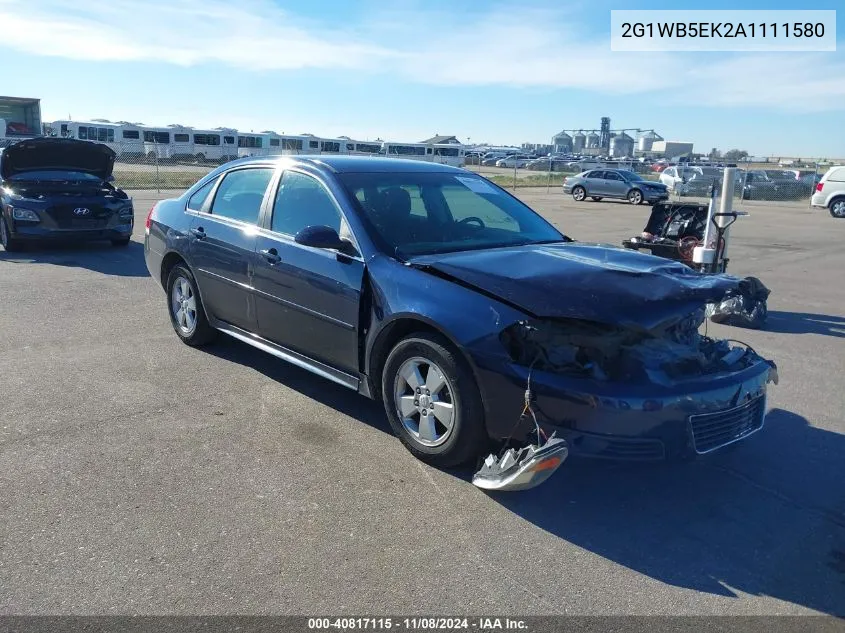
811, 165, 845, 218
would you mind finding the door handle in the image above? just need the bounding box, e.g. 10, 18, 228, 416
260, 248, 281, 264
190, 227, 207, 240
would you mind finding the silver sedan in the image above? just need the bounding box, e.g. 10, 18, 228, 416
563, 169, 669, 204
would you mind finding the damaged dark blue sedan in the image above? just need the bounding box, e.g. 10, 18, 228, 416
144, 156, 777, 468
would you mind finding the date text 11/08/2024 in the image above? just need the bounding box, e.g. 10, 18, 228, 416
307, 618, 528, 630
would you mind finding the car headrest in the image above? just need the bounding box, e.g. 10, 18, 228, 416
380, 187, 412, 219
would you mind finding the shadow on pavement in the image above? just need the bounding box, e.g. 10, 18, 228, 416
0, 239, 149, 277
490, 408, 845, 616
189, 333, 845, 615
204, 336, 390, 435
764, 311, 845, 338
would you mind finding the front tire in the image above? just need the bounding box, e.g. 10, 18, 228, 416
572, 186, 586, 202
0, 217, 22, 252
830, 198, 845, 218
628, 189, 644, 205
382, 333, 487, 467
166, 264, 216, 346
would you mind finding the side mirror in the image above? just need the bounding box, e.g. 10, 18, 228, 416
106, 174, 116, 183
294, 225, 347, 251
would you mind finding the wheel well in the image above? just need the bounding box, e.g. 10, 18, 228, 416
829, 195, 845, 207
159, 252, 187, 289
368, 318, 458, 400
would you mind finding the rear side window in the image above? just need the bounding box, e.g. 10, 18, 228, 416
827, 167, 845, 182
271, 171, 341, 236
187, 178, 217, 212
209, 168, 275, 224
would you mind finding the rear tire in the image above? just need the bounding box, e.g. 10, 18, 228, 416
166, 264, 217, 346
0, 217, 22, 252
381, 333, 488, 467
829, 198, 845, 218
572, 186, 586, 202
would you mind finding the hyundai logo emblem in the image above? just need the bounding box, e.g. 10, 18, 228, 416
73, 208, 91, 216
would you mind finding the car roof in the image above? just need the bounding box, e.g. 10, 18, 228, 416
222, 155, 464, 175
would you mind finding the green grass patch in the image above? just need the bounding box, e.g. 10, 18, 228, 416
113, 170, 212, 190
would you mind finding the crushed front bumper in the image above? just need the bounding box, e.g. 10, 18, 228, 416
472, 354, 775, 461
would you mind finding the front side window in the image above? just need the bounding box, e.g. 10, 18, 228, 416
271, 171, 342, 236
209, 168, 275, 224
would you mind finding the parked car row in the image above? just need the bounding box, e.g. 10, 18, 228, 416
656, 165, 825, 201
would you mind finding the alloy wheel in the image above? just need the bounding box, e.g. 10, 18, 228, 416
831, 200, 845, 218
171, 276, 198, 335
393, 357, 456, 447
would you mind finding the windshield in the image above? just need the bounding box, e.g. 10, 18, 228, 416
338, 172, 565, 258
10, 170, 104, 182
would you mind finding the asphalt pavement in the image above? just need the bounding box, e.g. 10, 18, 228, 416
1, 188, 843, 615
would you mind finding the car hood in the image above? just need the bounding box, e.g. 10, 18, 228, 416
410, 242, 740, 331
0, 137, 116, 181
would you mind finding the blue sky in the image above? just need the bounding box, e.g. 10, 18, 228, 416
2, 0, 843, 157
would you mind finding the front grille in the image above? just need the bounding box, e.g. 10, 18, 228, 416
688, 396, 765, 454
47, 204, 111, 229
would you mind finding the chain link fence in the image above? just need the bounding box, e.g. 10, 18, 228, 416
98, 141, 464, 192
464, 158, 653, 193
658, 158, 827, 206
10, 138, 836, 205
464, 155, 834, 205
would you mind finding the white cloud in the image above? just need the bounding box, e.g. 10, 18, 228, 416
1, 0, 843, 112
0, 0, 395, 70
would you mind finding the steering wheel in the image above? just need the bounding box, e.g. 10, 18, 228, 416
458, 216, 486, 229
